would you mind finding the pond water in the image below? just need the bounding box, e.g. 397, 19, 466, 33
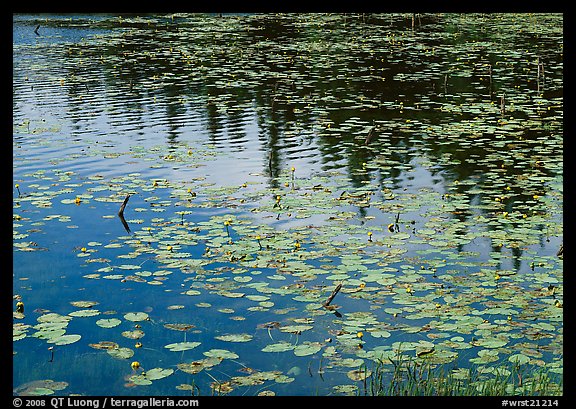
13, 13, 563, 397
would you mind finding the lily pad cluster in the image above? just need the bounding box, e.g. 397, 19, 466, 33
13, 13, 562, 396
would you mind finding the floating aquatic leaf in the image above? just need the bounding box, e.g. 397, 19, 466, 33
70, 301, 99, 308
89, 341, 119, 350
163, 323, 195, 331
164, 342, 201, 352
69, 309, 100, 318
203, 349, 239, 359
129, 375, 152, 386
261, 342, 295, 353
280, 324, 314, 334
477, 338, 508, 349
257, 390, 276, 396
177, 357, 222, 374
219, 291, 245, 298
293, 342, 322, 357
107, 347, 134, 360
144, 368, 174, 380
121, 330, 145, 339
508, 353, 531, 365
470, 349, 500, 364
215, 333, 253, 342
333, 384, 358, 395
103, 275, 124, 280
347, 368, 372, 381
48, 334, 81, 345
14, 380, 69, 396
13, 323, 29, 341
37, 313, 71, 324
96, 318, 121, 328
123, 312, 149, 322
368, 329, 391, 338
33, 329, 66, 340
246, 295, 270, 302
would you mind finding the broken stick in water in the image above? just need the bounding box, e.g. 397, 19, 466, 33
118, 194, 131, 217
118, 194, 132, 233
365, 126, 376, 145
323, 283, 342, 307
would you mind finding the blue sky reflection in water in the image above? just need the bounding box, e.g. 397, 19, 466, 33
13, 13, 562, 396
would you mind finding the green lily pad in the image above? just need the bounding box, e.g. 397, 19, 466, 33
144, 367, 174, 380
347, 368, 372, 381
333, 384, 358, 395
121, 329, 145, 339
96, 318, 122, 328
48, 334, 82, 345
215, 333, 253, 342
177, 357, 222, 374
69, 309, 100, 318
163, 323, 195, 331
33, 329, 66, 340
37, 313, 71, 324
508, 353, 531, 365
107, 347, 134, 359
477, 338, 508, 349
23, 387, 56, 396
262, 342, 295, 353
129, 375, 152, 386
293, 342, 322, 356
203, 349, 239, 359
164, 342, 201, 352
123, 312, 149, 322
280, 324, 314, 334
70, 301, 99, 308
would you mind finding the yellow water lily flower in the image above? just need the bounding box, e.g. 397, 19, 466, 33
131, 361, 141, 370
554, 300, 562, 308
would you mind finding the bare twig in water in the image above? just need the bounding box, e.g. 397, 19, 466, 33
365, 126, 377, 145
323, 283, 342, 307
118, 194, 131, 217
118, 194, 132, 233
